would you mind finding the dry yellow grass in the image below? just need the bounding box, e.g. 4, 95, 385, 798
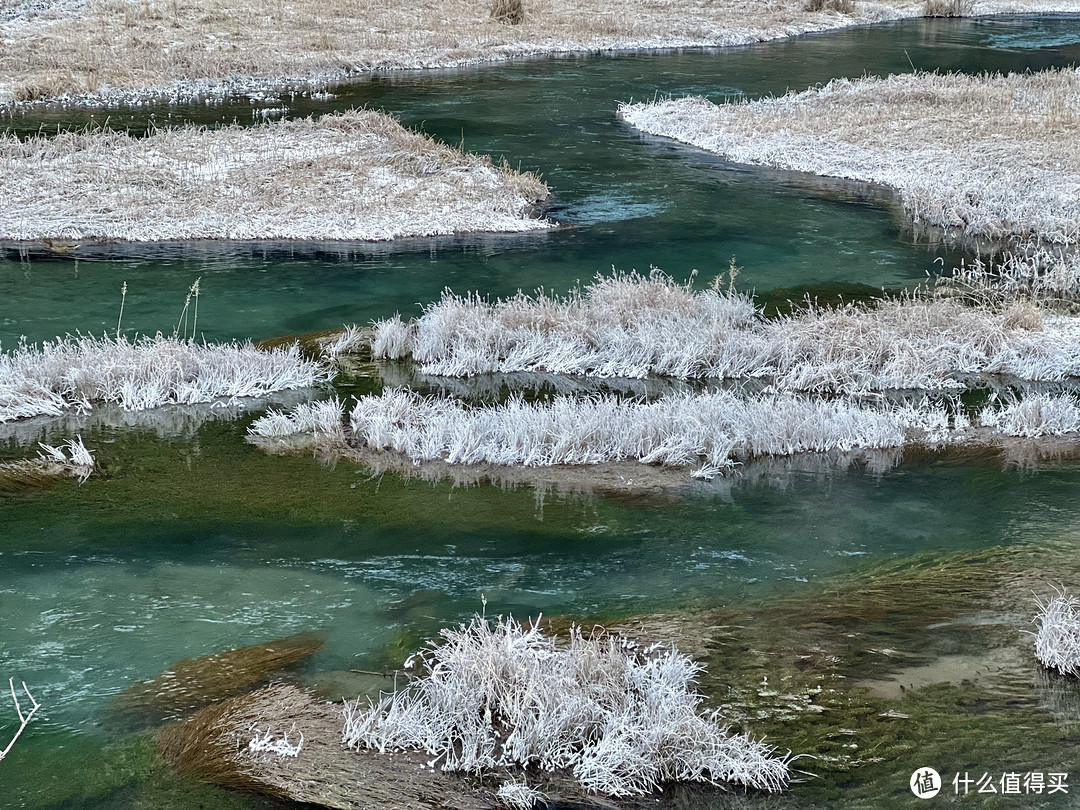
4, 0, 1080, 105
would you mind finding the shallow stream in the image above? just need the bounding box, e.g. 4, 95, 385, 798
3, 14, 1080, 809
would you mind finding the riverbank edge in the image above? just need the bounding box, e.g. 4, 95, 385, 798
4, 6, 1080, 110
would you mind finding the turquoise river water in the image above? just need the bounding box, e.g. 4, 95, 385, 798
3, 14, 1080, 810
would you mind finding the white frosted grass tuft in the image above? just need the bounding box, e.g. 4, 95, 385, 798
0, 434, 96, 484
0, 110, 550, 242
251, 387, 961, 474
36, 435, 95, 479
496, 780, 545, 809
247, 724, 304, 758
619, 69, 1080, 244
1034, 590, 1080, 678
0, 334, 329, 423
978, 393, 1080, 438
342, 614, 791, 796
947, 245, 1080, 303
255, 398, 346, 441
367, 269, 1080, 394
319, 325, 368, 360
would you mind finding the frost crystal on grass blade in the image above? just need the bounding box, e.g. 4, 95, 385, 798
1034, 590, 1080, 677
248, 724, 304, 758
342, 614, 791, 796
365, 269, 1080, 394
0, 334, 329, 423
251, 387, 959, 472
496, 780, 544, 809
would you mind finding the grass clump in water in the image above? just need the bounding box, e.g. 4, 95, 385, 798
344, 613, 792, 800
0, 436, 94, 494
1034, 589, 1080, 678
106, 632, 325, 729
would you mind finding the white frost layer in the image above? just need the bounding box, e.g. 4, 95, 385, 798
251, 388, 1080, 474
369, 270, 1079, 394
4, 0, 1080, 106
0, 334, 329, 423
250, 388, 962, 474
1034, 590, 1080, 678
343, 614, 790, 796
619, 69, 1080, 244
0, 110, 550, 242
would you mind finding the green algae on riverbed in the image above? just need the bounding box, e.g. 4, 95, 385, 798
0, 730, 273, 810
689, 547, 1080, 807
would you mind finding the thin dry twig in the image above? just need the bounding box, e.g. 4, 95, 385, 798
0, 678, 41, 763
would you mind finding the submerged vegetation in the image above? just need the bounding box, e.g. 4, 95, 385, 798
0, 333, 328, 423
157, 683, 496, 809
0, 436, 93, 493
106, 632, 324, 729
0, 110, 550, 242
619, 69, 1080, 246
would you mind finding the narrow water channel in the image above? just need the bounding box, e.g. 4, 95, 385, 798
2, 15, 1078, 347
3, 13, 1080, 809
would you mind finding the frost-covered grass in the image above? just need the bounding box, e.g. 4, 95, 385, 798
342, 613, 791, 798
366, 269, 1080, 394
1034, 590, 1080, 677
250, 387, 965, 477
0, 435, 95, 489
0, 333, 328, 423
619, 69, 1080, 244
4, 0, 1079, 106
249, 386, 1080, 480
0, 110, 549, 242
978, 392, 1080, 438
945, 245, 1080, 304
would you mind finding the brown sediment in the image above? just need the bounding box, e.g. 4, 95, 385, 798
256, 327, 350, 356
106, 632, 325, 729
